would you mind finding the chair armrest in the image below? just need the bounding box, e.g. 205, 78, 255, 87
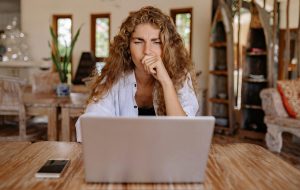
260, 88, 288, 117
0, 75, 28, 85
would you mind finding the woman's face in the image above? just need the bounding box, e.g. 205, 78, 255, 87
130, 23, 162, 73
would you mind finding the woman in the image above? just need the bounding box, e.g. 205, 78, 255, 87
76, 6, 199, 142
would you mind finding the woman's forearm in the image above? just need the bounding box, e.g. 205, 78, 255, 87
160, 79, 186, 116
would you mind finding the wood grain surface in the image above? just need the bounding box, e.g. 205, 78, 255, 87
0, 142, 300, 190
0, 141, 31, 167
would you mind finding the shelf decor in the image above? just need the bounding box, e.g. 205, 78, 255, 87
240, 1, 274, 139
208, 0, 236, 135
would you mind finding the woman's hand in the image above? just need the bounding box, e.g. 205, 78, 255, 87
141, 53, 171, 85
141, 51, 186, 116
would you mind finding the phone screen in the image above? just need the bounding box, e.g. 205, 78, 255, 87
35, 160, 70, 178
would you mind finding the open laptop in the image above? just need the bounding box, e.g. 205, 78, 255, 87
80, 116, 215, 183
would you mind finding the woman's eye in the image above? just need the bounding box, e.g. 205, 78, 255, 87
134, 41, 142, 44
154, 41, 161, 45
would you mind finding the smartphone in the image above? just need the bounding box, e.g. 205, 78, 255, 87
35, 159, 70, 178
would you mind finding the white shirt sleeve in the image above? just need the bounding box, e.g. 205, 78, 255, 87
177, 74, 199, 116
75, 90, 116, 142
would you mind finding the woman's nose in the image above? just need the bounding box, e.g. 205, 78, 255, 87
143, 42, 151, 55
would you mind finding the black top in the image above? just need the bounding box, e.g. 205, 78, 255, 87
138, 107, 156, 116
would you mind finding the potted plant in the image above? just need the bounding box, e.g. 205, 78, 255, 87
49, 26, 81, 96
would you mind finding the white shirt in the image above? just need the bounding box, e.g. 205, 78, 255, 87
75, 71, 199, 142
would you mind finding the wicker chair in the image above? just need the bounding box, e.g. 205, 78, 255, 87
0, 75, 45, 141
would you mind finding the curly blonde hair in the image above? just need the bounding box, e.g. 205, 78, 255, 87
88, 6, 197, 115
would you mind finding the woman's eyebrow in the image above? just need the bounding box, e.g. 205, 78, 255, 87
151, 38, 161, 41
131, 37, 144, 41
131, 37, 160, 41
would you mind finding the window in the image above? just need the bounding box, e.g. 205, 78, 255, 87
52, 15, 73, 81
170, 8, 193, 56
52, 15, 73, 58
91, 14, 110, 63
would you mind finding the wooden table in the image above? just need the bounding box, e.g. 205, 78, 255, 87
0, 142, 299, 189
60, 93, 88, 141
23, 91, 88, 141
0, 141, 31, 167
23, 92, 60, 141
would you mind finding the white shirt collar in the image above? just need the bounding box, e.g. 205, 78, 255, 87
123, 70, 136, 86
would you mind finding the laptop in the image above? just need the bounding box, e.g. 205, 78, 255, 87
80, 116, 215, 183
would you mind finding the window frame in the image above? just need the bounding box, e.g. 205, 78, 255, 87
52, 14, 73, 77
52, 15, 73, 48
91, 13, 111, 62
170, 8, 193, 57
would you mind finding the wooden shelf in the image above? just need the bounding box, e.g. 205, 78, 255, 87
210, 42, 226, 47
244, 104, 262, 110
208, 1, 234, 134
288, 64, 297, 71
215, 125, 229, 129
214, 125, 238, 135
243, 77, 268, 83
209, 70, 228, 75
246, 51, 267, 56
209, 98, 229, 104
239, 129, 265, 140
240, 2, 272, 137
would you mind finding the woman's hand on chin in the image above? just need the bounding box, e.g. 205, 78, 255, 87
141, 54, 172, 85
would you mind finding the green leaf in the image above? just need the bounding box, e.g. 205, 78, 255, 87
51, 52, 63, 82
66, 26, 81, 65
49, 26, 61, 65
63, 47, 68, 83
49, 25, 81, 83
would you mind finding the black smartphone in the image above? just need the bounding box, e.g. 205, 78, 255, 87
35, 159, 70, 178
